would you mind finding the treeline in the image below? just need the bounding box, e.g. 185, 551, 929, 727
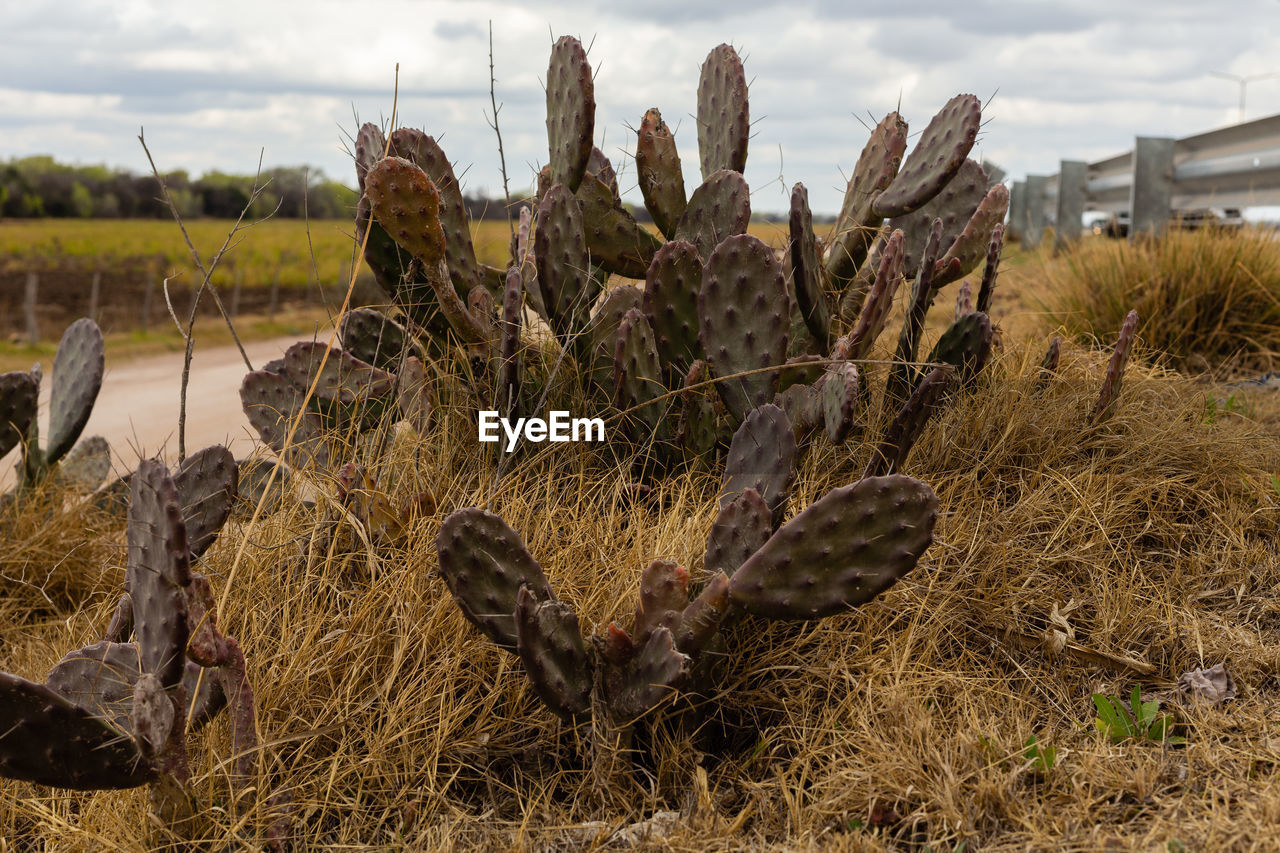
0, 156, 361, 220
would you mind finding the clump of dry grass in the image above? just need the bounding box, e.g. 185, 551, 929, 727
3, 326, 1280, 850
1040, 226, 1280, 374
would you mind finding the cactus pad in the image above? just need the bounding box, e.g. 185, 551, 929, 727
789, 183, 831, 349
729, 475, 939, 620
890, 158, 989, 291
614, 309, 670, 440
636, 108, 687, 238
865, 366, 956, 479
699, 234, 791, 422
47, 317, 104, 464
282, 342, 396, 409
174, 445, 238, 560
976, 223, 1004, 315
926, 311, 993, 386
643, 240, 704, 378
0, 371, 37, 460
56, 434, 111, 492
822, 362, 860, 445
339, 308, 412, 372
675, 169, 751, 260
364, 156, 446, 268
585, 285, 643, 394
934, 183, 1010, 288
720, 404, 796, 520
546, 35, 595, 193
697, 44, 749, 180
826, 112, 909, 285
576, 173, 662, 279
514, 587, 592, 720
610, 627, 689, 719
535, 183, 596, 342
127, 459, 191, 690
631, 559, 690, 645
874, 94, 982, 218
845, 229, 907, 361
1094, 309, 1139, 423
675, 572, 731, 656
354, 122, 386, 191
436, 508, 554, 651
704, 487, 772, 578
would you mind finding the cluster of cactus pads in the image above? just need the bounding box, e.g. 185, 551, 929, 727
436, 403, 939, 733
0, 447, 254, 824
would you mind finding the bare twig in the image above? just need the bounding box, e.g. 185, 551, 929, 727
485, 20, 514, 236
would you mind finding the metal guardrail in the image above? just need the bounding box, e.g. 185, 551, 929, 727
1007, 112, 1280, 248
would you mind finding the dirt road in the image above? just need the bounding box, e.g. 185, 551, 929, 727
2, 331, 334, 488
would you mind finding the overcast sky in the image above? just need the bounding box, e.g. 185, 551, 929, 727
3, 1, 1280, 217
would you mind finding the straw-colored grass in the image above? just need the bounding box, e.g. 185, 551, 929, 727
3, 297, 1280, 850
1040, 226, 1280, 374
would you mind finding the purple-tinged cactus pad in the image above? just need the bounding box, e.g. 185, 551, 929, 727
697, 44, 749, 180
729, 475, 939, 620
675, 572, 731, 656
955, 280, 973, 321
56, 434, 111, 492
976, 223, 1004, 315
704, 487, 772, 578
699, 234, 791, 422
934, 183, 1010, 288
354, 122, 386, 192
0, 672, 153, 790
585, 285, 643, 394
636, 108, 687, 238
777, 354, 826, 393
586, 146, 619, 199
774, 382, 821, 441
614, 309, 670, 439
789, 183, 831, 349
127, 459, 191, 690
174, 444, 238, 560
643, 240, 704, 378
845, 229, 907, 362
826, 112, 909, 286
356, 195, 450, 338
865, 366, 956, 479
676, 359, 718, 460
610, 627, 689, 719
576, 173, 662, 279
391, 129, 485, 297
822, 362, 860, 445
282, 342, 396, 408
339, 308, 413, 372
0, 371, 37, 460
1094, 309, 1139, 423
631, 560, 690, 646
365, 156, 446, 268
890, 159, 990, 291
887, 218, 945, 407
535, 184, 596, 342
436, 508, 554, 651
720, 404, 797, 520
926, 311, 993, 387
46, 317, 104, 465
675, 169, 751, 260
874, 94, 982, 219
546, 35, 595, 193
515, 587, 592, 720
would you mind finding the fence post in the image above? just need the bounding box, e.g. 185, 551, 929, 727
88, 270, 101, 322
1023, 175, 1049, 250
1055, 160, 1087, 252
24, 272, 39, 345
1130, 136, 1174, 239
1008, 180, 1027, 243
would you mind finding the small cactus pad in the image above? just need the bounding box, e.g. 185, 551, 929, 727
576, 173, 662, 279
282, 342, 396, 407
0, 672, 152, 790
822, 362, 860, 445
887, 218, 945, 407
729, 475, 939, 620
235, 457, 291, 516
614, 309, 670, 439
774, 382, 821, 441
789, 183, 831, 349
535, 184, 596, 342
1094, 309, 1139, 423
636, 108, 687, 238
586, 146, 619, 198
127, 459, 191, 690
826, 112, 909, 285
697, 44, 749, 180
611, 627, 689, 720
174, 444, 238, 560
390, 129, 483, 296
864, 366, 956, 479
675, 573, 731, 656
845, 229, 907, 362
976, 224, 1004, 315
45, 640, 143, 736
631, 560, 690, 645
925, 311, 993, 386
364, 156, 446, 268
699, 234, 791, 422
515, 587, 592, 720
955, 280, 973, 321
546, 35, 595, 193
0, 371, 38, 459
934, 183, 1010, 288
130, 672, 174, 757
357, 196, 450, 338
46, 317, 105, 464
890, 158, 989, 290
873, 94, 982, 218
436, 508, 554, 651
643, 240, 704, 377
354, 122, 386, 191
704, 487, 772, 578
675, 169, 751, 260
339, 308, 412, 372
676, 359, 718, 459
585, 285, 643, 394
720, 404, 797, 520
55, 434, 111, 492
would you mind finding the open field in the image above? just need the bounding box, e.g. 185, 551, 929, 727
3, 225, 1280, 850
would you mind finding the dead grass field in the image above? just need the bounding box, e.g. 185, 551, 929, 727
2, 228, 1280, 851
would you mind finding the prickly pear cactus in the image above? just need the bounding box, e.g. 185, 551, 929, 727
46, 317, 105, 464
643, 240, 704, 379
515, 587, 592, 720
826, 112, 908, 289
697, 44, 749, 180
546, 35, 595, 193
704, 487, 772, 578
613, 308, 670, 441
1094, 309, 1139, 423
675, 169, 751, 260
873, 94, 982, 218
636, 108, 687, 239
0, 371, 38, 460
789, 183, 831, 350
720, 404, 796, 520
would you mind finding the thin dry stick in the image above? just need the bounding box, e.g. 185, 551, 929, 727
486, 20, 514, 236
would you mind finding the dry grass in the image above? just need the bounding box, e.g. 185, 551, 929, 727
1039, 227, 1280, 375
4, 292, 1280, 850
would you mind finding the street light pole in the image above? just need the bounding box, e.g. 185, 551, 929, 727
1209, 70, 1280, 123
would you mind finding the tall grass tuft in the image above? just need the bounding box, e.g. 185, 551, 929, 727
1042, 226, 1280, 373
